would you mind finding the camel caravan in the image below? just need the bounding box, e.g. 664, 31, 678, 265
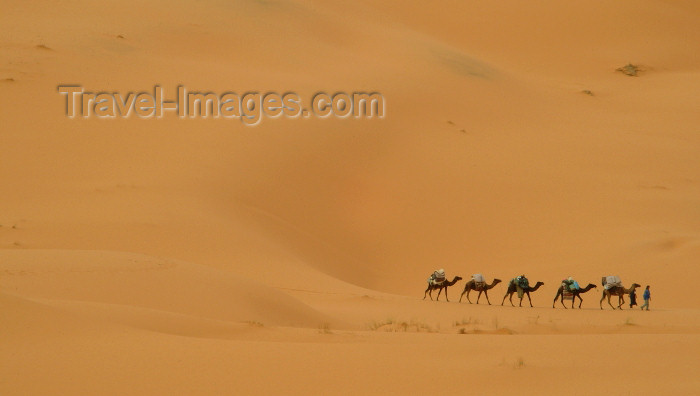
423, 270, 640, 310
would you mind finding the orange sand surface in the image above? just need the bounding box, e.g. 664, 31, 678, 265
1, 0, 699, 394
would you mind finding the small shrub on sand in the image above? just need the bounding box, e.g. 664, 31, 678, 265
616, 63, 642, 76
318, 323, 332, 334
368, 319, 435, 333
453, 317, 478, 326
498, 357, 526, 369
368, 319, 394, 331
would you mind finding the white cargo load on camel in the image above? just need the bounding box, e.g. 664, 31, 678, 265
472, 273, 485, 283
428, 269, 447, 286
604, 275, 622, 290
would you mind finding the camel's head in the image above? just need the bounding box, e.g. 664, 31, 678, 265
454, 276, 463, 282
535, 281, 545, 286
631, 283, 641, 289
493, 278, 502, 284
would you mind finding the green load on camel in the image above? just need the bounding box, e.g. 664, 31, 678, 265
514, 275, 529, 298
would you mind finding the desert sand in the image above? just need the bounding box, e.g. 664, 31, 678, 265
1, 0, 699, 394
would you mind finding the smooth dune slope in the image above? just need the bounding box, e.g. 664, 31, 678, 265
3, 0, 699, 301
0, 249, 336, 327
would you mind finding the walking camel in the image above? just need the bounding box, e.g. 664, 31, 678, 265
459, 278, 502, 305
501, 280, 545, 307
552, 283, 597, 309
600, 282, 641, 310
423, 276, 463, 302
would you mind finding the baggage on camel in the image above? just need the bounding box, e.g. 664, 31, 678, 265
515, 275, 529, 298
562, 277, 580, 292
516, 275, 529, 288
561, 279, 574, 300
562, 290, 574, 300
428, 269, 447, 286
603, 275, 622, 290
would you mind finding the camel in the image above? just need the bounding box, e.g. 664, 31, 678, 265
459, 278, 502, 304
501, 280, 545, 307
600, 282, 641, 310
552, 283, 597, 309
423, 276, 463, 302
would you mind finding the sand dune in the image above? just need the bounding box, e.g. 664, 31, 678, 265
1, 0, 699, 394
0, 249, 335, 327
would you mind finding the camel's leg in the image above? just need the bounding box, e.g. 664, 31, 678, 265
459, 287, 468, 303
577, 294, 583, 309
424, 285, 430, 300
607, 294, 616, 310
526, 292, 533, 307
554, 290, 566, 309
466, 290, 473, 304
435, 287, 447, 301
444, 287, 450, 302
618, 295, 625, 310
484, 290, 492, 305
502, 290, 514, 306
476, 291, 482, 304
600, 292, 606, 309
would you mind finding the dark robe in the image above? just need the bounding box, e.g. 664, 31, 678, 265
629, 290, 638, 307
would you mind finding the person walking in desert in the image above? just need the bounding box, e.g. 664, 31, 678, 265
640, 285, 651, 310
629, 287, 638, 308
